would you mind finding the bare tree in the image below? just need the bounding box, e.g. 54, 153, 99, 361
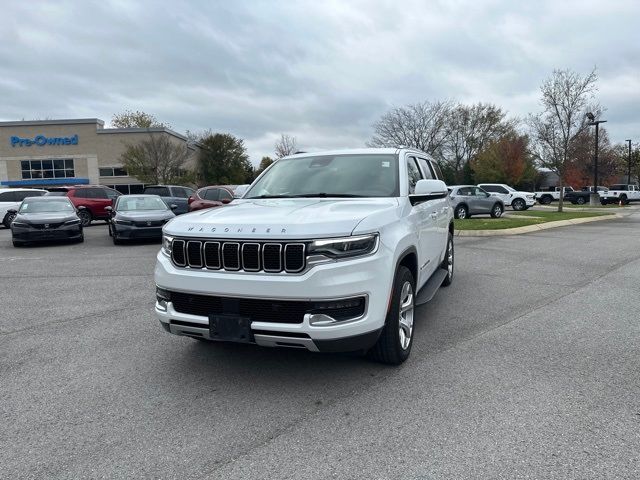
275, 134, 298, 158
528, 68, 600, 211
368, 100, 452, 156
120, 134, 192, 184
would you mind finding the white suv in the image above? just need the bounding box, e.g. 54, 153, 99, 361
154, 148, 454, 364
0, 188, 48, 227
477, 183, 535, 210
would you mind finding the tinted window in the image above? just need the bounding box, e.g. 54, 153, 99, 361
493, 186, 509, 194
429, 161, 444, 181
104, 188, 120, 200
172, 187, 190, 198
456, 187, 473, 196
416, 158, 435, 180
219, 189, 233, 201
144, 187, 170, 196
15, 191, 45, 201
203, 188, 219, 201
472, 187, 488, 196
89, 188, 108, 199
74, 189, 89, 199
0, 191, 16, 201
406, 157, 422, 194
481, 185, 498, 193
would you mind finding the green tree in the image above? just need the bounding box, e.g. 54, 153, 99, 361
256, 156, 275, 176
472, 134, 536, 186
111, 110, 170, 129
120, 134, 192, 184
197, 133, 253, 185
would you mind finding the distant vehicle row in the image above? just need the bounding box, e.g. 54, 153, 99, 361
534, 184, 640, 205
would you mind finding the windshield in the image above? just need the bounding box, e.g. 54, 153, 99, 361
117, 196, 168, 211
19, 200, 74, 213
245, 154, 399, 198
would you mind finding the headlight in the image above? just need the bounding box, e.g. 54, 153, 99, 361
161, 235, 173, 256
307, 234, 378, 259
11, 221, 30, 228
114, 219, 133, 225
65, 219, 81, 225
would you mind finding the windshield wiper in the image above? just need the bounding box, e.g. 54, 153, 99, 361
246, 194, 296, 199
290, 193, 365, 198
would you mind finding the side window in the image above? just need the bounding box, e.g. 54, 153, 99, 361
429, 161, 444, 181
457, 187, 472, 196
494, 186, 509, 194
481, 185, 497, 193
204, 188, 219, 201
172, 187, 189, 198
15, 191, 39, 201
473, 187, 487, 196
219, 189, 233, 201
91, 188, 108, 199
0, 191, 16, 201
406, 157, 423, 194
144, 187, 170, 197
416, 158, 434, 180
74, 189, 89, 199
104, 189, 120, 200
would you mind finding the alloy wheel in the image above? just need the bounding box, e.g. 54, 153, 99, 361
398, 281, 414, 350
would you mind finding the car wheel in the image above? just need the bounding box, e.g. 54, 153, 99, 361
3, 212, 17, 228
108, 224, 112, 237
78, 209, 92, 227
620, 194, 628, 205
12, 239, 24, 247
539, 195, 552, 205
490, 203, 504, 218
368, 266, 415, 365
512, 198, 526, 211
77, 233, 84, 243
112, 234, 122, 245
576, 197, 586, 205
440, 232, 454, 287
454, 205, 468, 219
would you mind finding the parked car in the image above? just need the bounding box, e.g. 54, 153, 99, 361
564, 186, 609, 205
106, 194, 176, 244
233, 184, 251, 198
155, 148, 454, 365
449, 185, 505, 219
142, 185, 194, 215
0, 188, 48, 227
476, 183, 535, 211
9, 196, 83, 247
534, 186, 575, 205
600, 184, 640, 205
187, 186, 235, 212
46, 185, 121, 227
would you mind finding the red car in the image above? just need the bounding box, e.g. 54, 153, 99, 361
46, 185, 121, 226
188, 186, 235, 212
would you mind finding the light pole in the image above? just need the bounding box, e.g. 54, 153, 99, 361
586, 112, 607, 206
626, 139, 632, 184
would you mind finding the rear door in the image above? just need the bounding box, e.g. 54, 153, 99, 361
170, 187, 193, 214
470, 187, 494, 213
482, 185, 510, 205
416, 157, 449, 242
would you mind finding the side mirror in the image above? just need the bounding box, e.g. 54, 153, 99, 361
411, 179, 448, 205
221, 198, 231, 205
7, 208, 17, 214
170, 204, 178, 210
105, 206, 112, 212
77, 206, 87, 211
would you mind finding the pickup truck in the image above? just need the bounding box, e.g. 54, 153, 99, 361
564, 186, 609, 205
600, 184, 640, 205
154, 148, 455, 365
534, 186, 575, 205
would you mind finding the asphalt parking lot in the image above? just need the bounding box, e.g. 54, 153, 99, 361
2, 215, 640, 479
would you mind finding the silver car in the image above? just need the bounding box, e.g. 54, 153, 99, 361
449, 185, 505, 219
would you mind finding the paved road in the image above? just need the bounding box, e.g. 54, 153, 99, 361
1, 215, 639, 479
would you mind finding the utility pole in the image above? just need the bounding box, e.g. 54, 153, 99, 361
586, 112, 607, 206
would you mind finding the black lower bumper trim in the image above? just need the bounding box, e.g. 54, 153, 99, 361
314, 328, 382, 353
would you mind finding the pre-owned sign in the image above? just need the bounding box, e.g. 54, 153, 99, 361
11, 134, 79, 147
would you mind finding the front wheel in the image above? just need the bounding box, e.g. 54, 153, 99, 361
576, 197, 586, 205
490, 203, 504, 218
512, 198, 526, 211
3, 212, 16, 228
77, 209, 92, 227
454, 204, 468, 219
368, 266, 415, 365
538, 195, 552, 205
441, 232, 454, 287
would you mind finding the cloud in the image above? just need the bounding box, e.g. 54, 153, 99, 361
0, 0, 638, 163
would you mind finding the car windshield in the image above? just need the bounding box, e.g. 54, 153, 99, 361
245, 154, 399, 198
117, 196, 168, 211
19, 200, 74, 213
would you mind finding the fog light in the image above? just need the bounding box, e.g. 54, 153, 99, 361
311, 298, 362, 311
156, 299, 168, 312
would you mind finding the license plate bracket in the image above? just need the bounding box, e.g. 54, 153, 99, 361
208, 314, 252, 343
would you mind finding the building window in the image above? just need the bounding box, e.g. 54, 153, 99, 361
99, 167, 128, 177
21, 159, 75, 179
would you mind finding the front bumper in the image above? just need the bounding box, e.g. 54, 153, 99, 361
12, 225, 82, 242
113, 224, 163, 239
154, 249, 393, 352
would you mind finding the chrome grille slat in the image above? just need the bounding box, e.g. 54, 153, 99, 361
170, 238, 305, 273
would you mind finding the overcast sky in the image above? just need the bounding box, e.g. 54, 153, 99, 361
1, 0, 638, 163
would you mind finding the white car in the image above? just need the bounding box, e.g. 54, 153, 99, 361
600, 184, 640, 205
0, 188, 48, 227
154, 148, 455, 364
477, 183, 535, 211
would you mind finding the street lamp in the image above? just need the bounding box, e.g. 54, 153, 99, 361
586, 112, 607, 206
626, 139, 632, 184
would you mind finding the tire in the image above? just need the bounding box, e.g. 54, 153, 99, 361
490, 203, 504, 218
107, 223, 112, 237
512, 198, 526, 211
576, 197, 586, 205
538, 195, 552, 205
620, 195, 628, 205
600, 200, 608, 206
368, 266, 415, 365
78, 209, 92, 227
77, 233, 84, 243
12, 239, 24, 247
112, 234, 122, 245
454, 204, 468, 219
440, 232, 454, 287
3, 212, 16, 228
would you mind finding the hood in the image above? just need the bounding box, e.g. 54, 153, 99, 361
164, 198, 399, 239
19, 212, 78, 224
117, 210, 175, 221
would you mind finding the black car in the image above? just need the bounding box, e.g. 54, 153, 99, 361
107, 194, 176, 244
9, 196, 83, 247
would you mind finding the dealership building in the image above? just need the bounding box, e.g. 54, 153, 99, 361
0, 118, 197, 194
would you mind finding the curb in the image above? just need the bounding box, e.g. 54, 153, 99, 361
455, 213, 620, 237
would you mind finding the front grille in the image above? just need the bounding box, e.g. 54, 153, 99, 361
168, 291, 366, 324
134, 220, 165, 227
31, 222, 64, 230
171, 238, 306, 273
